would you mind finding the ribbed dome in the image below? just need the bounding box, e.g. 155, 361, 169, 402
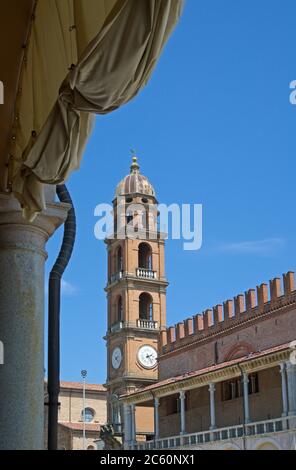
115, 157, 156, 198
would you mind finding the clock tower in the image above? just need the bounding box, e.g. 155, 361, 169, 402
104, 156, 168, 440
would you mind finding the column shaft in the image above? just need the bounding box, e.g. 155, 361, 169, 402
286, 362, 296, 416
242, 373, 250, 424
131, 404, 136, 445
209, 383, 216, 430
154, 397, 160, 440
279, 363, 288, 416
0, 194, 68, 450
123, 404, 132, 447
179, 391, 186, 435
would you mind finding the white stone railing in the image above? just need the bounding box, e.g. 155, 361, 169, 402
110, 320, 158, 333
110, 322, 124, 333
136, 268, 157, 280
132, 415, 295, 450
110, 271, 123, 283
137, 319, 158, 330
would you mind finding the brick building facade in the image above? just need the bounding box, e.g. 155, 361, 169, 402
121, 271, 296, 450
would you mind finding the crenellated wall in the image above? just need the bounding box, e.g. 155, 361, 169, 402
160, 271, 296, 359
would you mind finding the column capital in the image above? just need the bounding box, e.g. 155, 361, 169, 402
286, 361, 296, 371
179, 390, 186, 400
0, 194, 69, 252
209, 382, 215, 393
279, 362, 286, 372
242, 372, 249, 383
154, 397, 160, 407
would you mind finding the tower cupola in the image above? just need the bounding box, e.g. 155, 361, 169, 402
115, 157, 156, 198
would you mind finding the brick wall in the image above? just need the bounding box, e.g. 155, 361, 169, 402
159, 272, 296, 379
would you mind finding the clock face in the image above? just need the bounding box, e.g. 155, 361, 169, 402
137, 345, 157, 369
112, 347, 122, 369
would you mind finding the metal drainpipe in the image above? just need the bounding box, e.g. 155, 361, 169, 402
47, 184, 76, 450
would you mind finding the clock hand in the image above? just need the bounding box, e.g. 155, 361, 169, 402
146, 354, 155, 362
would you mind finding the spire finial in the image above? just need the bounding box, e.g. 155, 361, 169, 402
130, 149, 140, 173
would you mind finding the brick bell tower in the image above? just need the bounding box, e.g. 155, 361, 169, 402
104, 155, 168, 439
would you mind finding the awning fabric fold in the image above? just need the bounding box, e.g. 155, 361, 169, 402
10, 0, 184, 220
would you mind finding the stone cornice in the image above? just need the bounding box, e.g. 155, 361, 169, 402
104, 325, 160, 341
104, 229, 167, 245
106, 375, 158, 388
105, 274, 169, 292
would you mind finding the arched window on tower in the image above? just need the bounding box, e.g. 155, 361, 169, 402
139, 293, 153, 321
116, 245, 123, 273
138, 243, 152, 270
117, 296, 123, 322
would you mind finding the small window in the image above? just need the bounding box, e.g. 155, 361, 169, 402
82, 408, 95, 423
116, 246, 123, 272
249, 373, 259, 394
139, 293, 153, 320
142, 197, 148, 204
117, 296, 123, 322
221, 373, 259, 401
138, 243, 152, 269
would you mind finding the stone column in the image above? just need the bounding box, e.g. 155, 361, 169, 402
286, 362, 296, 417
130, 403, 136, 447
279, 363, 288, 417
242, 373, 250, 424
123, 404, 132, 448
179, 391, 186, 435
209, 383, 216, 430
154, 397, 160, 440
0, 192, 69, 450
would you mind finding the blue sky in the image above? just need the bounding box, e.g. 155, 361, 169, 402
45, 0, 296, 385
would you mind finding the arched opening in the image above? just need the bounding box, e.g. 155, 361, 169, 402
116, 245, 123, 272
82, 407, 95, 423
138, 243, 152, 270
87, 445, 95, 450
139, 293, 153, 320
117, 296, 123, 322
224, 341, 254, 361
256, 441, 280, 450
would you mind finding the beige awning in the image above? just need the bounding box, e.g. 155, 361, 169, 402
3, 0, 184, 220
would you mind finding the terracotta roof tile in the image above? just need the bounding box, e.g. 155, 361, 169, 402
59, 381, 106, 393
